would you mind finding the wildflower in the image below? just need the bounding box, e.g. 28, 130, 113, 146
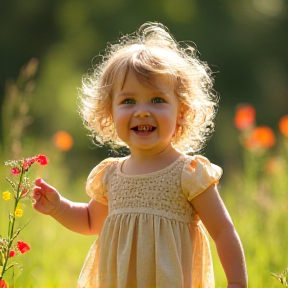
1, 154, 48, 283
245, 126, 276, 150
279, 115, 288, 137
36, 154, 48, 165
53, 131, 73, 151
23, 158, 36, 170
15, 208, 23, 217
234, 104, 256, 130
9, 250, 17, 257
20, 187, 29, 198
2, 191, 11, 201
17, 241, 30, 254
11, 167, 21, 175
265, 157, 285, 175
0, 279, 7, 288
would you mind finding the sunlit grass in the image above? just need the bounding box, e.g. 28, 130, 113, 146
1, 140, 288, 287
1, 63, 288, 287
0, 157, 96, 288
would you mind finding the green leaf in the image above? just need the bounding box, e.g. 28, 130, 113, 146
5, 176, 17, 191
5, 262, 18, 272
0, 252, 4, 266
271, 270, 288, 286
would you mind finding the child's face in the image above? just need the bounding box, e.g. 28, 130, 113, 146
111, 70, 183, 155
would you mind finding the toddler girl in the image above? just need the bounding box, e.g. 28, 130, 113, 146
33, 22, 247, 288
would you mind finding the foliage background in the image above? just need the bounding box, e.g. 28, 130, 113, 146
0, 0, 288, 287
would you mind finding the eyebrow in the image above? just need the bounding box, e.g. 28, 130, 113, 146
118, 92, 135, 97
118, 91, 169, 97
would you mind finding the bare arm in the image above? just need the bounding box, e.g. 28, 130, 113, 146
33, 178, 108, 235
191, 185, 248, 288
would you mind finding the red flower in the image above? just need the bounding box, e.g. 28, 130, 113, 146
0, 279, 7, 288
9, 250, 17, 257
36, 155, 48, 165
20, 187, 29, 198
23, 158, 36, 170
244, 126, 276, 150
234, 104, 256, 130
279, 115, 288, 137
17, 241, 31, 254
11, 167, 21, 175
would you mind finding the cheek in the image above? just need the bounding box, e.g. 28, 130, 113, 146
158, 111, 179, 134
112, 108, 131, 134
113, 108, 129, 122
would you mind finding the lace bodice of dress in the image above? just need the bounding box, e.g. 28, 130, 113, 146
106, 155, 194, 223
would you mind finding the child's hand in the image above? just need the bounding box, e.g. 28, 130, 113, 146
32, 178, 61, 216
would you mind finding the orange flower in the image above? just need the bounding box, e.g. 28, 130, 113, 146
53, 131, 73, 151
234, 104, 256, 130
20, 187, 29, 198
0, 279, 7, 288
279, 115, 288, 137
244, 126, 276, 150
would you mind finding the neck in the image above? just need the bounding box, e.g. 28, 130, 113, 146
122, 146, 182, 175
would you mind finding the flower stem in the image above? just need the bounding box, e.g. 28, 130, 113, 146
0, 168, 24, 279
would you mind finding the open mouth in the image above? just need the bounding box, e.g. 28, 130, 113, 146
131, 125, 156, 132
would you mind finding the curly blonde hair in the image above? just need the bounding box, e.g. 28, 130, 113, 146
79, 22, 219, 154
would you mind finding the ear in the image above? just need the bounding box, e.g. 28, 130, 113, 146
177, 103, 188, 125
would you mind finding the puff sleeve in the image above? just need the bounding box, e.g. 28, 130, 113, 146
86, 158, 118, 205
182, 155, 223, 202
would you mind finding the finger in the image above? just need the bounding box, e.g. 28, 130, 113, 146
34, 178, 55, 192
32, 188, 42, 200
34, 178, 42, 185
34, 178, 47, 187
32, 199, 42, 211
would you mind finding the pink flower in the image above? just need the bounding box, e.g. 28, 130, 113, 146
36, 155, 48, 165
11, 167, 21, 175
17, 241, 31, 254
23, 158, 36, 170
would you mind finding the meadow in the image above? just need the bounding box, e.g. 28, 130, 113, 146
1, 68, 288, 287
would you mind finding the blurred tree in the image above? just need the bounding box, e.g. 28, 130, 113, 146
0, 0, 287, 176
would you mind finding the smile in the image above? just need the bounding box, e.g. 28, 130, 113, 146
131, 125, 156, 132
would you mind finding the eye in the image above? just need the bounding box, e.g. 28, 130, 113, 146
151, 97, 166, 104
122, 98, 136, 104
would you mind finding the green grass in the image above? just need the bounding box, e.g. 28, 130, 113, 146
0, 153, 96, 288
1, 146, 288, 287
211, 150, 288, 288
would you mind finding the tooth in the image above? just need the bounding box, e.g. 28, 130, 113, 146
138, 125, 151, 131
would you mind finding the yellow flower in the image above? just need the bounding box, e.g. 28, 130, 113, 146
2, 191, 11, 201
15, 208, 23, 217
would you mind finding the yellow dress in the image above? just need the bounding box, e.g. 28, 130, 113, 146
78, 154, 222, 288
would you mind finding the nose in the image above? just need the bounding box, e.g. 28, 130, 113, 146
134, 111, 151, 118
